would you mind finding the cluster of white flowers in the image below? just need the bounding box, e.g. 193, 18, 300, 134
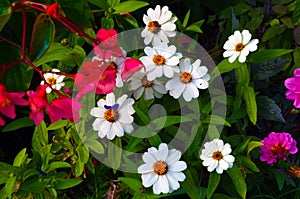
41, 69, 65, 93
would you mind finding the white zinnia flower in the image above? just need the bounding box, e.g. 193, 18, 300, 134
141, 5, 177, 46
223, 29, 259, 63
90, 93, 135, 140
165, 58, 210, 102
129, 71, 167, 100
200, 139, 235, 174
138, 143, 187, 194
140, 42, 182, 81
41, 69, 65, 93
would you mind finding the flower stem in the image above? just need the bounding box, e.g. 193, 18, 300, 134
21, 5, 27, 59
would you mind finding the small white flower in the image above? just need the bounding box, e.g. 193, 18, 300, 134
200, 139, 235, 174
90, 93, 135, 140
41, 69, 65, 93
140, 42, 182, 81
141, 5, 177, 46
129, 71, 167, 100
223, 29, 259, 63
165, 58, 210, 102
138, 143, 187, 194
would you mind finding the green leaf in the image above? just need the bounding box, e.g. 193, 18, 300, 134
0, 174, 9, 185
75, 160, 84, 177
226, 165, 247, 199
54, 179, 83, 190
108, 137, 122, 170
202, 115, 231, 127
236, 65, 250, 86
210, 59, 244, 81
249, 49, 292, 64
243, 86, 257, 125
274, 169, 286, 191
207, 172, 221, 199
20, 182, 46, 193
113, 1, 149, 14
238, 156, 260, 172
152, 115, 193, 130
229, 9, 239, 32
29, 13, 55, 61
116, 14, 139, 29
47, 120, 69, 130
44, 162, 71, 173
257, 96, 286, 122
181, 169, 201, 199
247, 141, 263, 156
220, 4, 251, 19
101, 17, 115, 29
185, 20, 204, 33
262, 24, 286, 42
84, 139, 104, 154
234, 137, 250, 155
2, 117, 35, 132
212, 193, 235, 199
0, 0, 11, 32
5, 176, 16, 199
88, 0, 110, 11
183, 10, 191, 28
13, 148, 27, 167
292, 0, 300, 25
251, 58, 287, 80
119, 177, 142, 192
77, 145, 89, 164
107, 0, 120, 7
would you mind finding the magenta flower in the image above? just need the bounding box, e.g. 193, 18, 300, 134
260, 132, 298, 164
121, 58, 143, 82
0, 83, 28, 126
284, 68, 300, 108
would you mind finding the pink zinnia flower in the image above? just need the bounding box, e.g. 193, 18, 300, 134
0, 83, 28, 126
285, 68, 300, 108
121, 58, 143, 82
260, 132, 298, 164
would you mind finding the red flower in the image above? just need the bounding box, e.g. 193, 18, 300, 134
75, 60, 117, 99
47, 96, 81, 123
94, 28, 122, 59
0, 83, 28, 126
27, 85, 48, 125
46, 3, 64, 19
121, 58, 144, 82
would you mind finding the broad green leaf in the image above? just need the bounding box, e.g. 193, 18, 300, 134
0, 174, 9, 185
249, 49, 293, 64
152, 115, 193, 130
210, 59, 244, 81
116, 14, 139, 29
84, 139, 104, 154
20, 182, 46, 193
2, 117, 35, 132
207, 172, 221, 199
101, 17, 115, 29
148, 134, 162, 147
238, 156, 260, 172
0, 0, 11, 32
48, 188, 57, 198
47, 120, 69, 130
202, 115, 231, 127
236, 65, 250, 86
229, 9, 239, 32
274, 169, 286, 191
220, 4, 251, 19
257, 96, 285, 122
113, 1, 149, 14
29, 13, 55, 61
13, 148, 27, 167
292, 0, 300, 25
226, 165, 247, 199
183, 10, 191, 28
245, 9, 264, 32
212, 193, 235, 199
247, 141, 263, 156
75, 160, 84, 177
185, 20, 204, 33
251, 58, 287, 80
181, 169, 201, 199
261, 24, 286, 42
118, 177, 142, 192
293, 47, 300, 65
243, 86, 257, 125
54, 179, 83, 189
108, 137, 122, 170
234, 137, 250, 155
23, 169, 40, 181
88, 0, 110, 10
5, 176, 16, 199
35, 121, 48, 147
77, 145, 89, 164
44, 162, 71, 173
107, 0, 120, 7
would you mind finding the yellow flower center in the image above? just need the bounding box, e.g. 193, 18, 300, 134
148, 21, 160, 33
180, 71, 192, 83
235, 43, 245, 52
142, 77, 152, 88
212, 151, 223, 161
1, 98, 11, 107
271, 145, 285, 155
152, 54, 165, 65
152, 160, 168, 175
104, 109, 118, 122
46, 77, 56, 86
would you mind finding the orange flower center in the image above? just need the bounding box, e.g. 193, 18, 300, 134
152, 55, 165, 65
152, 160, 168, 175
0, 98, 11, 108
46, 77, 56, 86
235, 43, 245, 52
271, 145, 285, 155
212, 151, 223, 161
180, 71, 192, 83
142, 77, 152, 88
148, 21, 160, 33
104, 109, 118, 122
109, 62, 117, 69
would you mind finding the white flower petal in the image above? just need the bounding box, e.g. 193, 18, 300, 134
142, 152, 157, 165
105, 93, 116, 105
169, 171, 186, 182
228, 51, 240, 63
166, 150, 181, 165
223, 155, 235, 163
215, 163, 224, 174
138, 164, 154, 174
242, 29, 252, 45
142, 172, 158, 187
168, 161, 187, 172
166, 173, 180, 191
90, 107, 105, 118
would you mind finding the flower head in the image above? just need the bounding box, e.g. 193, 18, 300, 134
284, 68, 300, 108
90, 93, 135, 140
41, 69, 65, 93
0, 83, 28, 126
46, 2, 65, 19
200, 139, 235, 174
165, 58, 210, 102
223, 30, 259, 63
138, 143, 187, 194
288, 165, 300, 178
141, 5, 177, 46
140, 42, 182, 81
260, 132, 298, 164
129, 71, 167, 100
